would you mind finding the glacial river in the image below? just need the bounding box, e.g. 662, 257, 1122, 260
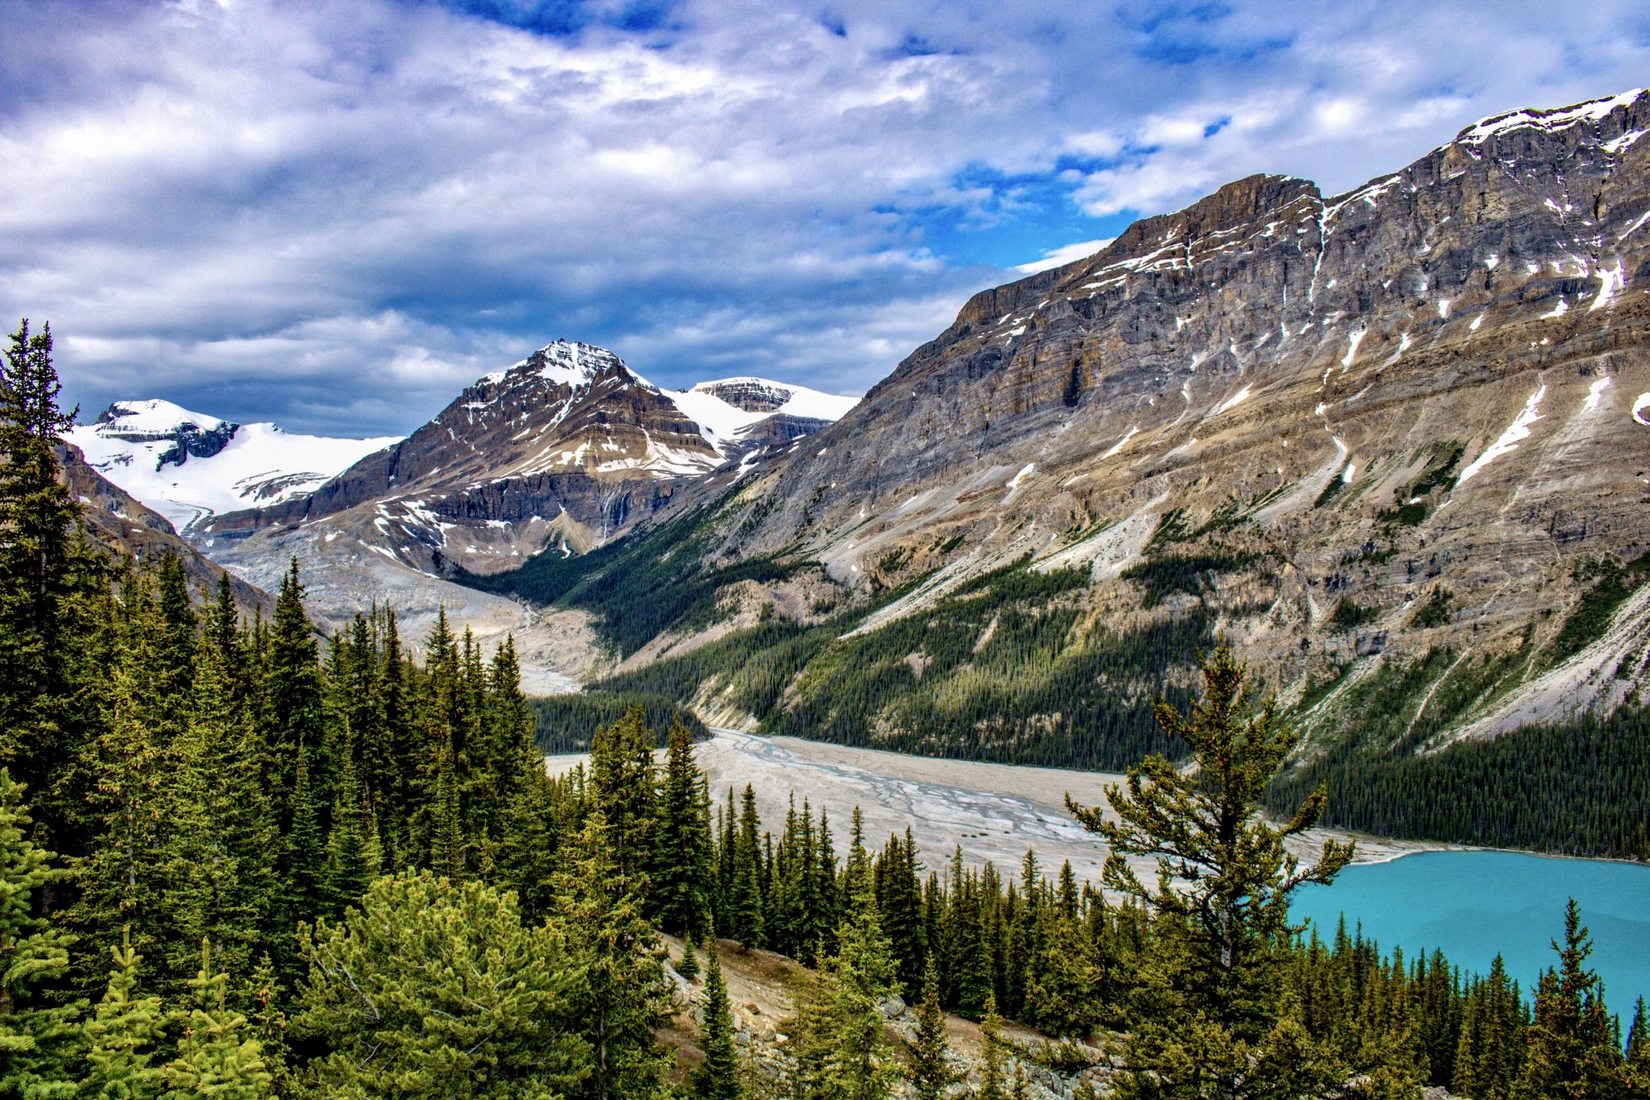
1290, 850, 1650, 1008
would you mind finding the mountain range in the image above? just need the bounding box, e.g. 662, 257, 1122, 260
77, 88, 1650, 847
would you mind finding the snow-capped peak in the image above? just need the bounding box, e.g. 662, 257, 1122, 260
1458, 88, 1646, 146
664, 377, 859, 454
70, 401, 398, 537
481, 339, 627, 389
93, 398, 229, 440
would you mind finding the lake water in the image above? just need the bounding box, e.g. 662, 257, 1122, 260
1291, 850, 1650, 1010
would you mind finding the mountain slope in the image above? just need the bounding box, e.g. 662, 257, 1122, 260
69, 400, 397, 535
477, 88, 1650, 809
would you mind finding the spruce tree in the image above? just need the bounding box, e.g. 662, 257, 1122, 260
908, 958, 954, 1100
0, 769, 78, 1096
693, 946, 740, 1100
653, 718, 713, 939
551, 811, 673, 1100
83, 929, 167, 1099
1068, 641, 1353, 1099
0, 319, 87, 841
1514, 899, 1626, 1100
161, 939, 273, 1099
787, 879, 900, 1100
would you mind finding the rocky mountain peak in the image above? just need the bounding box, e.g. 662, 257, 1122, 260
692, 378, 795, 413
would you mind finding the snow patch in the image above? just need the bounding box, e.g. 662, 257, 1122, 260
1633, 393, 1650, 426
1456, 384, 1548, 486
1589, 262, 1625, 311
1099, 426, 1139, 461
1582, 377, 1612, 414
1341, 329, 1365, 369
1541, 298, 1569, 319
1211, 384, 1252, 417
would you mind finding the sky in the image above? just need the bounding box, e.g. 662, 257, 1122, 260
4, 0, 1649, 437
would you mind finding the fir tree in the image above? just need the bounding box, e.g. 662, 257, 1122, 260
83, 929, 167, 1100
787, 879, 900, 1100
0, 769, 78, 1097
908, 958, 954, 1100
1514, 899, 1626, 1100
976, 995, 1008, 1100
1068, 641, 1354, 1099
693, 945, 740, 1100
161, 939, 273, 1099
653, 718, 713, 939
0, 319, 88, 844
551, 811, 673, 1100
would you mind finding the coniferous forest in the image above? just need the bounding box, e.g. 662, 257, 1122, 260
5, 318, 1650, 1097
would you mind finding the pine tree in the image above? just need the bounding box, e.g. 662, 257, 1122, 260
908, 958, 954, 1100
161, 940, 273, 1099
693, 946, 741, 1100
82, 929, 167, 1099
1514, 899, 1626, 1100
730, 785, 764, 950
1068, 641, 1353, 1099
1624, 996, 1650, 1096
294, 870, 589, 1097
0, 769, 79, 1097
588, 707, 657, 883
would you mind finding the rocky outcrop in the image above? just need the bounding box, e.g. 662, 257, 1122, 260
693, 88, 1650, 732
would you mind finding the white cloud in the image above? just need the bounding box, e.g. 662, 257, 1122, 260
1014, 239, 1116, 275
1, 0, 1648, 434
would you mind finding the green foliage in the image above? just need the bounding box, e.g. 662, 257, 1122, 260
1272, 704, 1650, 858
907, 959, 953, 1100
0, 769, 78, 1097
458, 487, 806, 655
1544, 555, 1649, 665
83, 930, 167, 1100
293, 870, 588, 1098
161, 939, 273, 1099
1329, 596, 1378, 631
1070, 642, 1357, 1098
693, 948, 740, 1100
1119, 547, 1263, 608
1409, 586, 1454, 629
786, 883, 901, 1100
529, 691, 708, 752
1513, 900, 1628, 1099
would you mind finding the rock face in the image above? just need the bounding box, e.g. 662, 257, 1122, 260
59, 442, 273, 614
687, 88, 1650, 735
192, 343, 855, 661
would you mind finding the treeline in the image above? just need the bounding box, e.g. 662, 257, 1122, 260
598, 561, 1210, 771
1270, 705, 1650, 858
531, 690, 709, 751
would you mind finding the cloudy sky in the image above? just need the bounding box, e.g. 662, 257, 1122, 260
4, 0, 1649, 436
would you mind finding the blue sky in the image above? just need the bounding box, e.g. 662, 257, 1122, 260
3, 0, 1649, 435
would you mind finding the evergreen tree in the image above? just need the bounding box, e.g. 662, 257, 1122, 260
294, 870, 589, 1097
908, 958, 954, 1100
787, 880, 900, 1100
1514, 899, 1626, 1100
1068, 641, 1353, 1099
729, 785, 764, 950
551, 811, 673, 1100
693, 946, 740, 1100
976, 995, 1008, 1100
0, 319, 88, 845
83, 929, 167, 1100
1624, 997, 1650, 1096
161, 939, 273, 1099
653, 718, 713, 938
0, 769, 78, 1097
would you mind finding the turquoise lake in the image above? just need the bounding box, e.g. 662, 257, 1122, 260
1290, 851, 1650, 1009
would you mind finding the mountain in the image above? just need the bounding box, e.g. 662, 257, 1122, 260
468, 88, 1650, 850
60, 441, 273, 614
188, 343, 856, 683
69, 399, 398, 536
200, 340, 857, 573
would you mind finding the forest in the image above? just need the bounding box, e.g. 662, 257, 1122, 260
4, 318, 1649, 1098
